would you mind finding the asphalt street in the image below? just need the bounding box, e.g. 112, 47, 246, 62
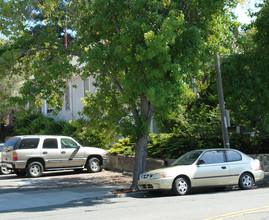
0, 170, 268, 213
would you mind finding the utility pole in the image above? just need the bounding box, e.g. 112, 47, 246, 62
216, 55, 230, 148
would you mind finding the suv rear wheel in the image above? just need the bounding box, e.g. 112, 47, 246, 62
26, 162, 44, 178
86, 157, 101, 173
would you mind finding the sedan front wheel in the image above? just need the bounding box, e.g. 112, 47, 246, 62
172, 177, 190, 196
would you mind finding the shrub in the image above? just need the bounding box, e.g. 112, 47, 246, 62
13, 113, 110, 149
108, 137, 135, 156
109, 133, 269, 159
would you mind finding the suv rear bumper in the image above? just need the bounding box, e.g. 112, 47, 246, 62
0, 161, 26, 170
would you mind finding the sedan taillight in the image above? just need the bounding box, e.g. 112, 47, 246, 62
259, 162, 263, 170
13, 152, 18, 161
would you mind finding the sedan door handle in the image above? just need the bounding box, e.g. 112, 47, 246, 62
221, 166, 226, 169
61, 151, 66, 154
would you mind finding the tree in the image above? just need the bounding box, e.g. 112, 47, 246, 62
221, 0, 269, 133
0, 0, 239, 189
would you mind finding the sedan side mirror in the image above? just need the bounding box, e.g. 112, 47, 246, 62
197, 160, 205, 165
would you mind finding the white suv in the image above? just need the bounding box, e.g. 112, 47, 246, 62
1, 135, 108, 177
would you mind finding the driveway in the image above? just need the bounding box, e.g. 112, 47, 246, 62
0, 169, 132, 193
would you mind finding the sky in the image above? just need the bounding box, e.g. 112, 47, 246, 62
234, 0, 263, 24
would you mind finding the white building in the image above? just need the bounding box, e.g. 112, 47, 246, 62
41, 57, 159, 133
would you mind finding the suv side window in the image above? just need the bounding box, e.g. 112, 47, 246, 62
61, 138, 78, 149
226, 150, 242, 162
18, 138, 40, 149
43, 139, 58, 149
199, 150, 225, 164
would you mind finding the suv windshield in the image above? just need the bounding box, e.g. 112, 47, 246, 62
171, 150, 203, 166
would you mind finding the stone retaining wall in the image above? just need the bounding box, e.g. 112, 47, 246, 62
107, 154, 269, 172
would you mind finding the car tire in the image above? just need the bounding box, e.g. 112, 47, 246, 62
86, 157, 101, 173
26, 162, 44, 178
0, 166, 12, 175
172, 177, 190, 196
14, 169, 27, 177
239, 173, 254, 190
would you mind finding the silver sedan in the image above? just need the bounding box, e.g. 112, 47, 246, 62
138, 148, 264, 195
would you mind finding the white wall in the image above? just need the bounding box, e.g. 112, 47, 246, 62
44, 75, 96, 122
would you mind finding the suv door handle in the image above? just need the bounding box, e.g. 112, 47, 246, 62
221, 166, 226, 169
61, 151, 66, 154
43, 152, 48, 155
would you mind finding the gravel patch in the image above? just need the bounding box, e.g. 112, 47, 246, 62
0, 170, 132, 193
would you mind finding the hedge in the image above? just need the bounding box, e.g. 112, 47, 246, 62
109, 133, 269, 159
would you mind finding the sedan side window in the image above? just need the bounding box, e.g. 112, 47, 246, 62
226, 150, 242, 162
199, 151, 225, 164
61, 138, 78, 149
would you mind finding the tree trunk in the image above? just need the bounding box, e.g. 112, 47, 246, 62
131, 134, 149, 190
130, 94, 154, 190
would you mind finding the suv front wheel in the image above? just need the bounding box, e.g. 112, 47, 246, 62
26, 162, 44, 178
86, 157, 101, 173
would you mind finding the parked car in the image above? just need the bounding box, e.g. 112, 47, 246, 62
1, 135, 108, 178
138, 148, 264, 195
0, 143, 13, 175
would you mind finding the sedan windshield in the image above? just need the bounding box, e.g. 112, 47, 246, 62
171, 150, 203, 166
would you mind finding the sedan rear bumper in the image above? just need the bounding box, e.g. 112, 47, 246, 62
253, 170, 265, 182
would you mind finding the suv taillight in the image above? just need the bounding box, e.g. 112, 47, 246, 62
13, 152, 18, 161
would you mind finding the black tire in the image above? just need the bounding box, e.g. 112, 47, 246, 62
172, 177, 190, 196
26, 162, 44, 178
239, 173, 254, 190
0, 166, 12, 175
86, 157, 101, 173
14, 169, 27, 177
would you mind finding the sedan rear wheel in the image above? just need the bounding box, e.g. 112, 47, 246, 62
26, 162, 44, 178
239, 173, 254, 189
173, 177, 190, 196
